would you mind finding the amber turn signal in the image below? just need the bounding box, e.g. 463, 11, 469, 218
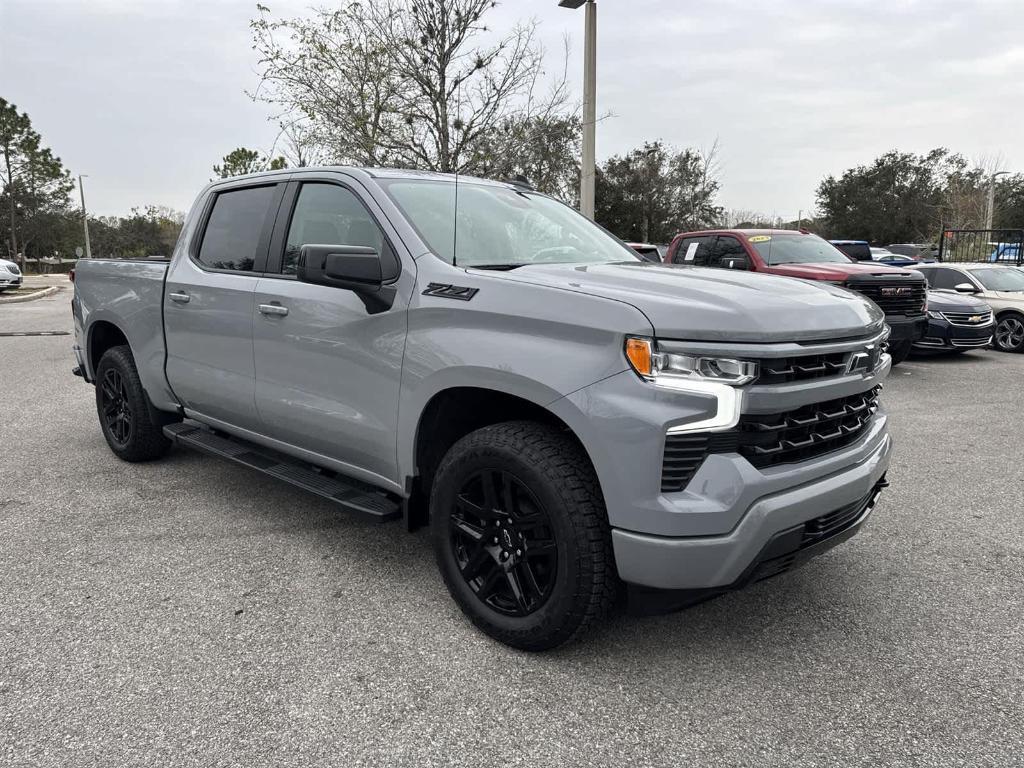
624, 337, 653, 377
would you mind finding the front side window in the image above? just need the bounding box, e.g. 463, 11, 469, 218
197, 185, 277, 271
919, 267, 962, 290
968, 267, 1024, 292
708, 236, 747, 268
283, 183, 386, 275
381, 180, 639, 268
749, 233, 854, 266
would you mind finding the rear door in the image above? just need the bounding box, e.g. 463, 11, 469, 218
251, 175, 414, 486
164, 180, 285, 430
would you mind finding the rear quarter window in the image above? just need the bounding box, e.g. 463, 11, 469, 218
197, 185, 278, 272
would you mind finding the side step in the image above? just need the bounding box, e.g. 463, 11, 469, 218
163, 422, 401, 523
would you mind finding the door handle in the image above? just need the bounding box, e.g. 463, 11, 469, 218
168, 291, 190, 304
258, 303, 289, 317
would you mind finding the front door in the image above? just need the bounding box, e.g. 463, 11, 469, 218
164, 182, 283, 430
252, 178, 413, 487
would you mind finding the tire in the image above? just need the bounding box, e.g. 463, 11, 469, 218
888, 339, 913, 365
94, 345, 172, 461
993, 312, 1024, 353
430, 421, 618, 651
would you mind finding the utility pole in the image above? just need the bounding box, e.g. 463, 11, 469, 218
986, 171, 1009, 231
78, 174, 92, 259
560, 0, 597, 220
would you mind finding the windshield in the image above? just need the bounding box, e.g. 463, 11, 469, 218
381, 179, 639, 267
968, 267, 1024, 292
749, 234, 854, 266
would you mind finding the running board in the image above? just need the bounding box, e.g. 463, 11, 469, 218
163, 422, 401, 523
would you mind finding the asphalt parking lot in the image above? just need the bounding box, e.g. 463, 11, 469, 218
2, 289, 1022, 767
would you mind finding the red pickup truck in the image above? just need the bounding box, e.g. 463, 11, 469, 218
664, 229, 928, 363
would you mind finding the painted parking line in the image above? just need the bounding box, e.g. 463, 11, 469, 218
0, 331, 71, 337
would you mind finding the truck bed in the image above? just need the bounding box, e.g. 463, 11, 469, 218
73, 258, 178, 411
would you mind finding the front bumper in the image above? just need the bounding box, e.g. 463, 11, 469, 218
914, 316, 993, 350
0, 275, 22, 288
612, 435, 891, 590
885, 314, 927, 342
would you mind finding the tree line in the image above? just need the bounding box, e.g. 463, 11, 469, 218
3, 0, 1022, 266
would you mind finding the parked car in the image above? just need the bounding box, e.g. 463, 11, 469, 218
912, 290, 994, 354
869, 247, 896, 261
71, 168, 893, 650
874, 250, 921, 267
829, 240, 872, 261
989, 243, 1021, 263
887, 243, 939, 261
626, 242, 668, 263
913, 263, 1024, 352
0, 258, 23, 291
664, 229, 928, 363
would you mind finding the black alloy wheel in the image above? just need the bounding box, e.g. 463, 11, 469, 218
94, 345, 174, 461
994, 314, 1024, 352
449, 469, 558, 617
100, 368, 133, 447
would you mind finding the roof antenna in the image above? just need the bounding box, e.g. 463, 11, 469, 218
452, 79, 462, 268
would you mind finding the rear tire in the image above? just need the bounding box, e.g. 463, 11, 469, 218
95, 345, 172, 462
430, 421, 619, 651
993, 313, 1024, 353
889, 339, 913, 365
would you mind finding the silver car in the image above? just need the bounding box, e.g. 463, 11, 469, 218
0, 258, 22, 292
913, 263, 1024, 352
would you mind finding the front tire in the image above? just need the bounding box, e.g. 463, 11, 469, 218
994, 313, 1024, 353
430, 421, 618, 651
888, 339, 913, 365
95, 345, 172, 461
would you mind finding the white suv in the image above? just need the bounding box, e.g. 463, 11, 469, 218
914, 263, 1024, 352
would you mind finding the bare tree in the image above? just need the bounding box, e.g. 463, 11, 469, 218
250, 0, 573, 174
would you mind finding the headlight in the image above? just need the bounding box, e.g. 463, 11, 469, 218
625, 337, 758, 386
927, 310, 944, 319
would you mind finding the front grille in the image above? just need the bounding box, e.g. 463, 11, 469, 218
951, 337, 991, 348
8, 263, 20, 275
756, 351, 849, 385
735, 386, 881, 468
847, 280, 926, 316
942, 310, 993, 326
660, 388, 880, 491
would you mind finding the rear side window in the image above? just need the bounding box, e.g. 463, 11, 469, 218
672, 236, 714, 265
197, 185, 277, 271
919, 267, 961, 290
282, 183, 388, 276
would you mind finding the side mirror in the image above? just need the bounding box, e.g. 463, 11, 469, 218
953, 282, 978, 293
297, 243, 397, 314
721, 256, 749, 270
298, 244, 383, 290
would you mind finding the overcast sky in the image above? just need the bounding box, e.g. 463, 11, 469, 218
3, 0, 1023, 219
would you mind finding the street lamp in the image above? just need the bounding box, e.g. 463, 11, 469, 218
78, 174, 93, 259
986, 170, 1010, 231
559, 0, 597, 220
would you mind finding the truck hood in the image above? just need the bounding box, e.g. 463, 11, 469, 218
764, 262, 919, 281
471, 262, 885, 342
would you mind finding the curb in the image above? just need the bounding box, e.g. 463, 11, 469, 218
0, 285, 61, 304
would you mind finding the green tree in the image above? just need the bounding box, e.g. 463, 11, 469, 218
212, 147, 286, 179
993, 173, 1024, 229
0, 98, 74, 267
595, 140, 723, 243
815, 148, 975, 243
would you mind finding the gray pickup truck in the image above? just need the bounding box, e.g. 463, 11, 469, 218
72, 168, 893, 650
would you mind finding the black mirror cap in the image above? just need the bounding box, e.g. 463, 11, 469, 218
298, 244, 383, 289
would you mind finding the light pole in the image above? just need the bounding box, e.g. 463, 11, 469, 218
986, 170, 1010, 231
560, 0, 597, 220
78, 175, 93, 259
